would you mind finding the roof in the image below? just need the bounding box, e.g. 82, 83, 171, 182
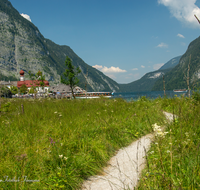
0, 81, 18, 86
17, 80, 50, 88
50, 84, 84, 93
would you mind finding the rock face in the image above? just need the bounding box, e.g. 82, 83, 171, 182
0, 0, 120, 92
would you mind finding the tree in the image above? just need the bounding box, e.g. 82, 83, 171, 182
10, 86, 18, 95
28, 70, 36, 85
61, 56, 81, 99
29, 86, 37, 94
0, 86, 12, 98
20, 84, 28, 94
36, 71, 45, 90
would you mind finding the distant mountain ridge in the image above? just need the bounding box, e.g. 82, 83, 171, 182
152, 36, 200, 91
0, 0, 120, 92
118, 56, 180, 92
159, 56, 181, 70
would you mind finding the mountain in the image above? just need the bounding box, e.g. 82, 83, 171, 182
119, 69, 170, 92
0, 0, 120, 92
119, 55, 181, 92
159, 55, 181, 70
152, 36, 200, 91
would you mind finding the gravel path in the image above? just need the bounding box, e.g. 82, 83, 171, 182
81, 112, 174, 190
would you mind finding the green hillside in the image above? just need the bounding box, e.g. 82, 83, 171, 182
152, 36, 200, 91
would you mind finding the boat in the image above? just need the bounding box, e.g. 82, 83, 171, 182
75, 92, 114, 99
173, 89, 187, 92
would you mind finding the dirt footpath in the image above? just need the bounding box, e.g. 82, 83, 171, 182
81, 112, 174, 190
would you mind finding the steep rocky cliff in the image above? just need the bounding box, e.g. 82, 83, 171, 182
0, 0, 120, 92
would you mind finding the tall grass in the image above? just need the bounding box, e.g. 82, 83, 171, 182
137, 95, 200, 189
0, 97, 165, 189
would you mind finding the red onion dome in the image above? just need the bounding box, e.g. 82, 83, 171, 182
19, 70, 24, 75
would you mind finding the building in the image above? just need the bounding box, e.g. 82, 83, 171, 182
17, 70, 50, 93
50, 84, 85, 94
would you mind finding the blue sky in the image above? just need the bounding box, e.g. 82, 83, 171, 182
9, 0, 200, 84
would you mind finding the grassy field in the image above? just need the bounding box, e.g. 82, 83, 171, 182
137, 93, 200, 189
0, 95, 199, 189
0, 97, 165, 189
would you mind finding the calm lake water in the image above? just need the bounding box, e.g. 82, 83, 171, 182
112, 91, 189, 101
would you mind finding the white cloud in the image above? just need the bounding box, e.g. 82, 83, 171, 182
141, 65, 145, 68
132, 68, 138, 71
158, 0, 200, 27
101, 66, 127, 73
153, 63, 164, 70
156, 42, 168, 48
21, 13, 32, 22
92, 65, 103, 69
177, 33, 185, 38
93, 65, 126, 73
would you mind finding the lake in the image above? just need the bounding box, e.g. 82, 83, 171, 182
112, 91, 189, 101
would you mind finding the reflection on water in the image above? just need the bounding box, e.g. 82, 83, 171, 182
112, 91, 189, 101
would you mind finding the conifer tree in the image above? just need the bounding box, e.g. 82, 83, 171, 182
61, 56, 81, 99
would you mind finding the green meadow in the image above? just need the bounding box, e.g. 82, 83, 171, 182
0, 95, 199, 189
137, 93, 200, 189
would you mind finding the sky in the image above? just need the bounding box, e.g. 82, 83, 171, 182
8, 0, 200, 84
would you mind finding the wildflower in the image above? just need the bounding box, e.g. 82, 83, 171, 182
64, 157, 68, 160
59, 114, 62, 117
49, 137, 55, 145
166, 150, 170, 153
59, 155, 63, 158
185, 132, 189, 137
152, 123, 165, 137
149, 151, 154, 154
60, 143, 63, 146
54, 111, 57, 114
152, 123, 160, 131
111, 110, 114, 113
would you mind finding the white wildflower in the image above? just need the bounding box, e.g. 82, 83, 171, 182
152, 123, 166, 137
185, 132, 189, 137
59, 155, 63, 158
64, 157, 68, 160
166, 150, 170, 153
